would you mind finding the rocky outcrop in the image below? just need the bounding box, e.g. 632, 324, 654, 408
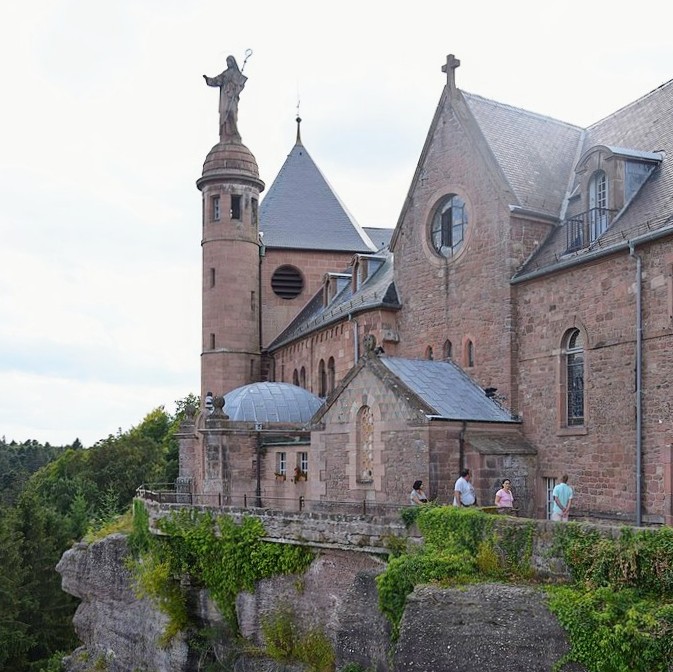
57, 535, 583, 672
56, 534, 190, 672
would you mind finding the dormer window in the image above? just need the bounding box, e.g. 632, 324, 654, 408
589, 170, 608, 241
323, 272, 350, 307
564, 145, 662, 253
351, 254, 385, 292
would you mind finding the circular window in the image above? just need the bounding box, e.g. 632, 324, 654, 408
430, 194, 468, 258
271, 265, 304, 299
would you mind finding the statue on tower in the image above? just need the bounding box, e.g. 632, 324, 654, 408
203, 55, 247, 142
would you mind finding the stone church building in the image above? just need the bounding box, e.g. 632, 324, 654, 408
178, 54, 673, 526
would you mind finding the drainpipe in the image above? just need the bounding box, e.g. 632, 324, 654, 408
459, 421, 467, 473
348, 314, 359, 363
629, 241, 643, 526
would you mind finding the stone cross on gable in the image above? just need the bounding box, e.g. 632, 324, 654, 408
442, 54, 461, 90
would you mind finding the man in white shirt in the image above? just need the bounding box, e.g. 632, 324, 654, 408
453, 468, 476, 507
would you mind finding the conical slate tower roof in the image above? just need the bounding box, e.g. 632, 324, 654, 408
259, 120, 376, 252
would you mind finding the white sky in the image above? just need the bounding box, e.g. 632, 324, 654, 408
1, 0, 671, 447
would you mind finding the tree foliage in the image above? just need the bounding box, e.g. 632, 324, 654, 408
0, 396, 195, 671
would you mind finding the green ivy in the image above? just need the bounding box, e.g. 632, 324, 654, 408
128, 506, 314, 639
261, 608, 335, 672
548, 587, 673, 672
545, 523, 673, 671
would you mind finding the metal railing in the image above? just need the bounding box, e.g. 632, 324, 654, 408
136, 483, 410, 518
565, 207, 616, 252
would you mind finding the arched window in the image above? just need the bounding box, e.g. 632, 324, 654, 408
425, 346, 434, 360
356, 405, 374, 483
443, 340, 452, 360
318, 359, 326, 397
430, 194, 468, 258
589, 170, 608, 240
466, 340, 475, 368
292, 369, 299, 386
300, 366, 306, 388
327, 357, 336, 393
564, 329, 585, 426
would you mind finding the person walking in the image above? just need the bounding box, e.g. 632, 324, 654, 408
453, 468, 476, 507
551, 474, 573, 521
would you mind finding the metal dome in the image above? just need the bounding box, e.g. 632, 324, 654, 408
223, 382, 323, 423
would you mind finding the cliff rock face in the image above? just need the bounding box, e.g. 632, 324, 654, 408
56, 535, 190, 672
57, 535, 582, 672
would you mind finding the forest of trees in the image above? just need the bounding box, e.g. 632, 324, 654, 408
0, 396, 196, 672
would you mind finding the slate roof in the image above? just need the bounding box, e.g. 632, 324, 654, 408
379, 357, 518, 423
224, 382, 323, 423
259, 141, 376, 253
268, 250, 400, 350
363, 227, 394, 251
464, 92, 583, 220
508, 78, 673, 278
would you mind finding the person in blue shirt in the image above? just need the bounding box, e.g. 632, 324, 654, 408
551, 474, 573, 521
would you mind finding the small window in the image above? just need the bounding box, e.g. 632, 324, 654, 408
430, 194, 467, 258
212, 195, 221, 221
466, 340, 475, 368
209, 268, 215, 288
251, 197, 258, 226
425, 346, 434, 360
318, 359, 326, 397
443, 339, 452, 360
292, 369, 299, 386
327, 357, 336, 392
231, 194, 242, 220
276, 452, 287, 476
298, 451, 308, 474
300, 366, 306, 388
209, 333, 215, 349
564, 328, 585, 426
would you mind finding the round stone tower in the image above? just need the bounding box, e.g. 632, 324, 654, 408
197, 56, 265, 399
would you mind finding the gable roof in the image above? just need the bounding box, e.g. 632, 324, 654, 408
311, 353, 518, 426
259, 140, 376, 253
267, 250, 400, 351
463, 92, 583, 220
379, 357, 517, 423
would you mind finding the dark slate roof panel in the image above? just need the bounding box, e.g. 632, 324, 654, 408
224, 382, 323, 423
379, 357, 517, 423
363, 227, 394, 251
259, 142, 376, 252
268, 251, 400, 350
515, 79, 673, 278
464, 92, 583, 219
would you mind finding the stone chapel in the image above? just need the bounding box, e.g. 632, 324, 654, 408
178, 54, 673, 527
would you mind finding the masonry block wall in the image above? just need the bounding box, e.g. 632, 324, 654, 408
262, 249, 358, 346
313, 365, 434, 505
515, 239, 673, 524
392, 95, 528, 410
273, 308, 399, 396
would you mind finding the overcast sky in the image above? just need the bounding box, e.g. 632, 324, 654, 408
1, 0, 671, 447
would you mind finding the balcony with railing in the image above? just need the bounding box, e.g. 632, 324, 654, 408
565, 207, 616, 253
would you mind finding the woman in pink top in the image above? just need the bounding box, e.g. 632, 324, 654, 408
495, 479, 515, 513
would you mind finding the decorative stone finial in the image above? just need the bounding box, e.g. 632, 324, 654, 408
212, 395, 229, 419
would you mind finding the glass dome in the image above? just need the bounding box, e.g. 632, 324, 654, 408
223, 382, 323, 423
